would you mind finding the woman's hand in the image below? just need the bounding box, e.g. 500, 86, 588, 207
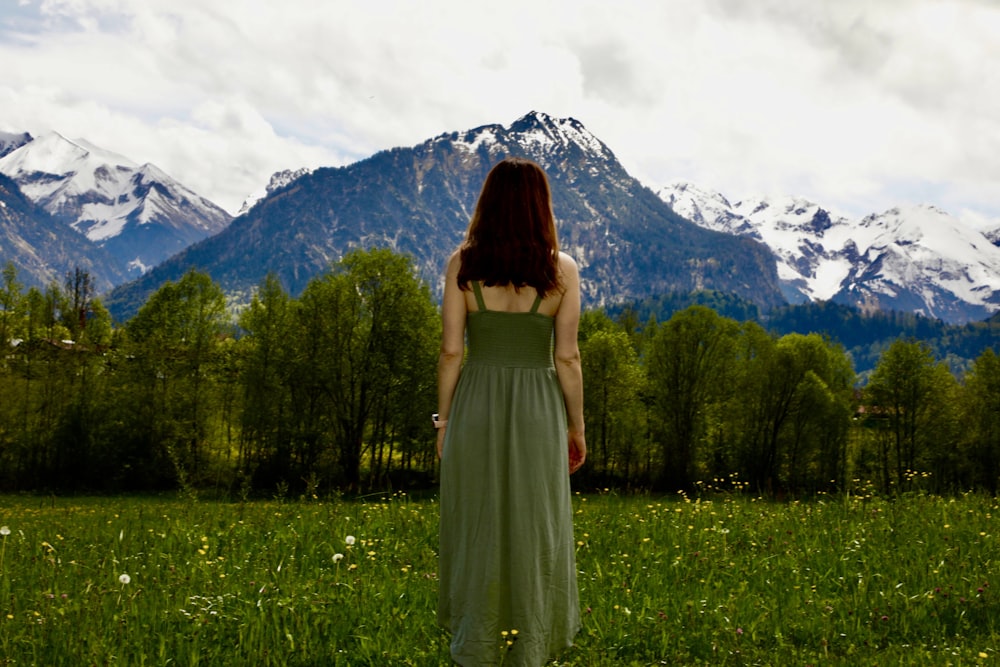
568, 430, 586, 474
437, 426, 446, 459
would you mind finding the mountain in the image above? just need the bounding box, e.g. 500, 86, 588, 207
0, 132, 232, 278
0, 172, 126, 292
105, 112, 785, 320
0, 131, 32, 158
659, 181, 1000, 324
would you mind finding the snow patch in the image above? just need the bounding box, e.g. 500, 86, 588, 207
127, 257, 151, 274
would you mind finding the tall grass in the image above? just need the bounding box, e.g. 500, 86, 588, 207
1, 486, 998, 665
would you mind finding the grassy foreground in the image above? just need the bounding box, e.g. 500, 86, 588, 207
0, 488, 998, 666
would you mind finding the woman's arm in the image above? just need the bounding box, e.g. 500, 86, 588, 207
437, 251, 467, 458
553, 253, 586, 473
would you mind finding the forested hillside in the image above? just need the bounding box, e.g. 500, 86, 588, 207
608, 292, 1000, 377
2, 253, 1000, 495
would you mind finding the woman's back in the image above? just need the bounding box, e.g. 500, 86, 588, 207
465, 282, 554, 370
464, 281, 563, 317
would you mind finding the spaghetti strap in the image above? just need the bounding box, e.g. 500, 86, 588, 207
529, 291, 542, 314
471, 281, 488, 311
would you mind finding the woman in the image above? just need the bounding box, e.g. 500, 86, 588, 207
436, 156, 586, 666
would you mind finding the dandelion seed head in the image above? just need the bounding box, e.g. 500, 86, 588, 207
119, 574, 131, 585
345, 535, 356, 546
333, 553, 344, 563
0, 526, 10, 536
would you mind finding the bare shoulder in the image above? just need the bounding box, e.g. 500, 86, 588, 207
557, 252, 580, 285
558, 251, 578, 267
445, 249, 462, 276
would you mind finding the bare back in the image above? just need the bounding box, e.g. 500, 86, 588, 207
462, 252, 576, 318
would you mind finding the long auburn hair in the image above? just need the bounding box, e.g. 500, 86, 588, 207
457, 157, 560, 297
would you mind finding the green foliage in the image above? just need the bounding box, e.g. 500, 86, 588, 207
0, 261, 24, 348
115, 270, 231, 490
646, 306, 741, 490
3, 258, 1000, 496
962, 350, 1000, 493
2, 492, 999, 665
729, 330, 856, 493
860, 340, 959, 492
580, 316, 647, 487
256, 248, 440, 491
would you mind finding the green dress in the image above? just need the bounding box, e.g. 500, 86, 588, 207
438, 282, 581, 666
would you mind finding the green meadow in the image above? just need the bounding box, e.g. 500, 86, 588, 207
1, 489, 998, 666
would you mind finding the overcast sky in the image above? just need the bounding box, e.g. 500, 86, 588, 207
2, 0, 998, 228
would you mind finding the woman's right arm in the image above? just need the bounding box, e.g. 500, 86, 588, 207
553, 253, 586, 473
437, 251, 467, 458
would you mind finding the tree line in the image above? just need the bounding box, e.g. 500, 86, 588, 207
1, 251, 999, 496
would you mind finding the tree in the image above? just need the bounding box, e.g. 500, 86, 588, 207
62, 267, 93, 341
646, 306, 739, 490
581, 323, 645, 486
236, 274, 295, 486
291, 248, 438, 490
731, 330, 855, 492
123, 270, 229, 488
0, 262, 24, 351
963, 349, 1000, 492
863, 339, 943, 491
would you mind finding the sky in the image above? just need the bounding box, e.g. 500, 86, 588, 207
1, 0, 998, 229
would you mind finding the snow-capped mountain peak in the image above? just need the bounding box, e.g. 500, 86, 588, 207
0, 132, 231, 278
0, 132, 139, 214
507, 111, 614, 160
444, 111, 615, 166
658, 183, 1000, 323
0, 131, 135, 175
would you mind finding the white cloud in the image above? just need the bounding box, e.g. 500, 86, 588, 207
0, 0, 996, 229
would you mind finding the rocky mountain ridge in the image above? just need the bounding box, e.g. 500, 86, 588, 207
104, 112, 784, 320
659, 181, 1000, 324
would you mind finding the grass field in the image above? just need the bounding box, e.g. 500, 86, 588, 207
1, 486, 998, 665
